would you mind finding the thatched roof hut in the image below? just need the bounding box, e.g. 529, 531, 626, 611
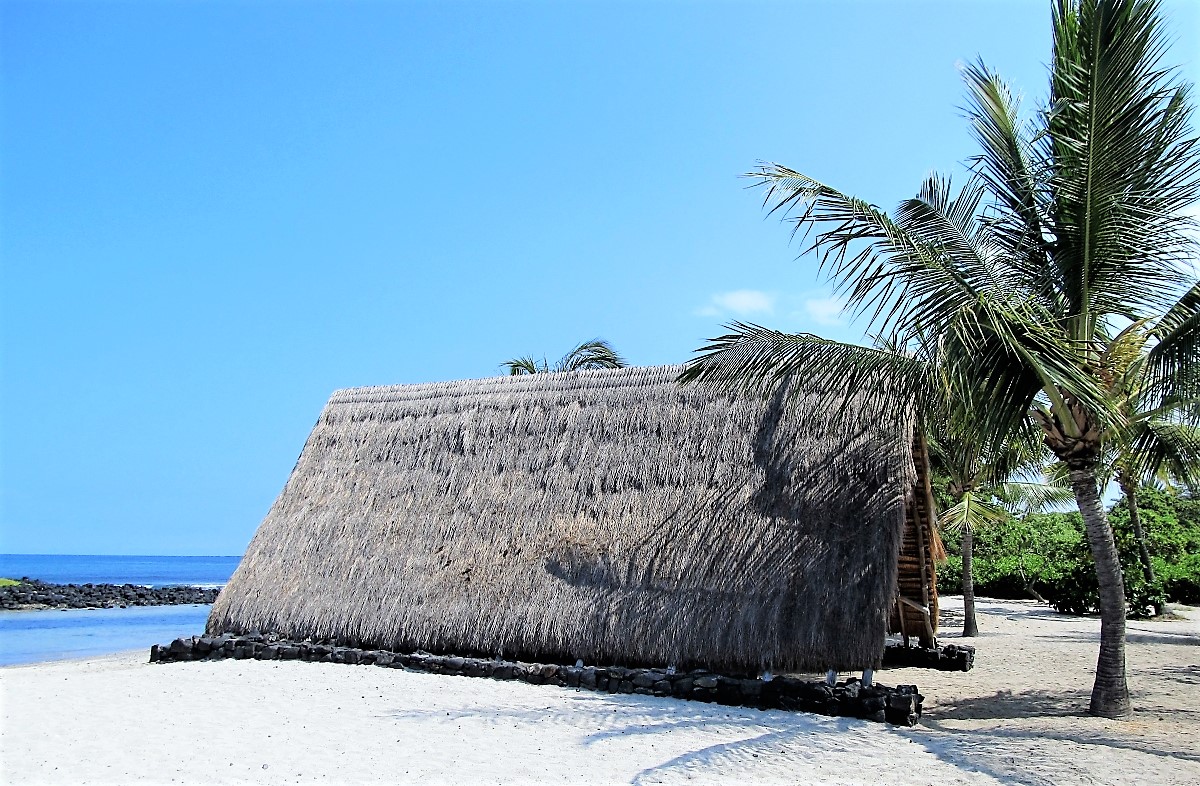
209, 365, 940, 673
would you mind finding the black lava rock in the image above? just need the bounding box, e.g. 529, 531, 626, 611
0, 578, 219, 611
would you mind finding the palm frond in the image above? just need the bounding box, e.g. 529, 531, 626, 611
745, 165, 1013, 339
1048, 0, 1200, 330
1126, 418, 1200, 487
503, 356, 545, 376
556, 339, 627, 372
960, 60, 1062, 308
746, 165, 1131, 450
994, 479, 1077, 515
940, 491, 1011, 534
1146, 281, 1200, 400
678, 323, 938, 425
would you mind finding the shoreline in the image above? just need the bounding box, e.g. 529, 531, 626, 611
1, 598, 1197, 784
0, 647, 150, 668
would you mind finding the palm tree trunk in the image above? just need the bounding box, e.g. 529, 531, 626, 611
1069, 465, 1132, 718
961, 528, 979, 637
1119, 476, 1159, 614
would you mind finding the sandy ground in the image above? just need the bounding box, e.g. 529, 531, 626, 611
1, 598, 1197, 785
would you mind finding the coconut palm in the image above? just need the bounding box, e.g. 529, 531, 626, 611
681, 0, 1199, 717
503, 339, 627, 375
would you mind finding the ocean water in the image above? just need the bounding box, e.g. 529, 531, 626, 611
0, 554, 242, 666
0, 553, 241, 588
0, 604, 215, 666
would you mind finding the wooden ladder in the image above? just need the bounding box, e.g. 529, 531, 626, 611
891, 432, 939, 648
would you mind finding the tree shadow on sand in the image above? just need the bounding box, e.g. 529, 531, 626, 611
383, 690, 937, 784
1125, 630, 1200, 646
905, 686, 1200, 782
927, 687, 1088, 720
927, 683, 1200, 728
380, 684, 1200, 784
1042, 628, 1200, 645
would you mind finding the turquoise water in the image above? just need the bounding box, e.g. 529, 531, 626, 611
0, 604, 214, 666
0, 554, 242, 666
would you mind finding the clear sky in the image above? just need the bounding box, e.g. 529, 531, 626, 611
3, 0, 1198, 555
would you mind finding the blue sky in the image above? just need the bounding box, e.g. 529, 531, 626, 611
3, 1, 1198, 555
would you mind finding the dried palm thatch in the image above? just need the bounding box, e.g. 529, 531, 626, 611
209, 365, 933, 673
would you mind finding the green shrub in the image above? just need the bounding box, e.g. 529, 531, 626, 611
938, 552, 962, 593
934, 490, 1197, 616
1159, 552, 1200, 605
1036, 525, 1166, 617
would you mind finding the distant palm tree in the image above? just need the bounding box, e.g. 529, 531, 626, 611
1096, 321, 1200, 610
930, 425, 1072, 636
503, 339, 627, 375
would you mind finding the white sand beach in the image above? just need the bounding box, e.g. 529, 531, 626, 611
2, 598, 1198, 785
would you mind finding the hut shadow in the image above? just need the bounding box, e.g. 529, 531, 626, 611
925, 683, 1197, 726
900, 721, 1200, 781
893, 723, 1199, 786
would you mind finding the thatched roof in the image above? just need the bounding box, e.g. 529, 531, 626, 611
208, 365, 924, 673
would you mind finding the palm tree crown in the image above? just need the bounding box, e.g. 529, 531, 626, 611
503, 339, 627, 376
681, 0, 1199, 718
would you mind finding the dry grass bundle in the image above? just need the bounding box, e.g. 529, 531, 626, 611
209, 365, 928, 672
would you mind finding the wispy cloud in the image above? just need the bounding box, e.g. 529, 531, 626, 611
802, 296, 846, 327
695, 288, 853, 332
695, 289, 776, 318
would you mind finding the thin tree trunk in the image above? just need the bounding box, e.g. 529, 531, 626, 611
1015, 542, 1048, 602
961, 528, 979, 637
1119, 476, 1159, 615
1070, 466, 1132, 718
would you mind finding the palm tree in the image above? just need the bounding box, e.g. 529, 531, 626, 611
930, 424, 1071, 636
681, 0, 1199, 717
1096, 322, 1200, 610
503, 339, 627, 375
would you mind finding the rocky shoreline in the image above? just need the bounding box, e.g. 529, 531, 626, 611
151, 632, 925, 726
0, 578, 220, 610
